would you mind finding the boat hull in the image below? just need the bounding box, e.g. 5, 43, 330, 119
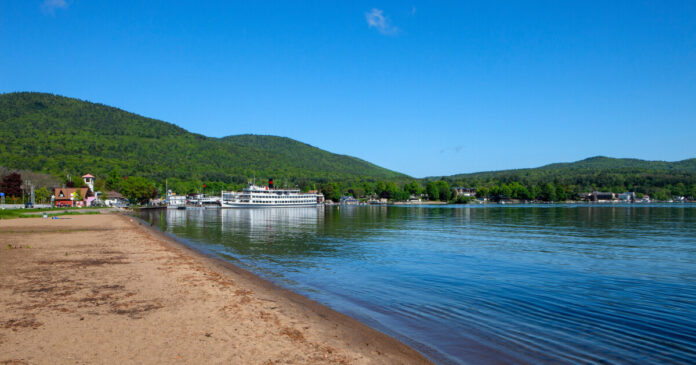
221, 202, 322, 208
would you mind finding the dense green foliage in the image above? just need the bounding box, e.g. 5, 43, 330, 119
34, 187, 52, 203
439, 156, 696, 201
316, 180, 422, 202
2, 92, 694, 202
119, 176, 158, 204
426, 181, 453, 202
0, 92, 407, 194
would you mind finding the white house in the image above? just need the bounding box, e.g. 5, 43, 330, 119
454, 187, 477, 197
104, 190, 128, 207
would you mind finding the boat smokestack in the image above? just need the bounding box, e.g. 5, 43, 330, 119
269, 178, 274, 189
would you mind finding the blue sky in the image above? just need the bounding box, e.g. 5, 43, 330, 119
1, 1, 695, 177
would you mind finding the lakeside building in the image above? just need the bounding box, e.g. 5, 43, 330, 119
340, 195, 360, 205
408, 195, 422, 203
53, 187, 94, 207
587, 192, 617, 202
618, 192, 636, 202
49, 173, 106, 207
453, 187, 477, 197
104, 191, 128, 207
582, 191, 649, 203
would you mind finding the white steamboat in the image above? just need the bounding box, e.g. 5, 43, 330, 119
221, 182, 323, 208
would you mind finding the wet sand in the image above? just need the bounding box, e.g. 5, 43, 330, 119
0, 214, 431, 364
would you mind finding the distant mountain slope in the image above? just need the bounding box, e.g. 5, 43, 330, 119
442, 156, 696, 195
221, 134, 398, 180
535, 156, 696, 172
447, 156, 696, 180
0, 92, 407, 183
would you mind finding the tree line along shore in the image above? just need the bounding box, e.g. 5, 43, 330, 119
1, 166, 694, 207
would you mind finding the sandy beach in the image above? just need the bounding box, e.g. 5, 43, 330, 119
0, 213, 430, 364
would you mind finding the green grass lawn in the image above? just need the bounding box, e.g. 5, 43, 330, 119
0, 209, 102, 220
2, 206, 106, 213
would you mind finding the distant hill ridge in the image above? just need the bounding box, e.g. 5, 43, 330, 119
541, 156, 696, 171
446, 156, 696, 180
441, 156, 695, 200
0, 92, 408, 184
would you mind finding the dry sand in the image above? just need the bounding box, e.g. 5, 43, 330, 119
0, 213, 431, 364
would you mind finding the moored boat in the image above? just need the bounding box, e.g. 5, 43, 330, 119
188, 194, 221, 209
221, 180, 323, 208
167, 194, 187, 209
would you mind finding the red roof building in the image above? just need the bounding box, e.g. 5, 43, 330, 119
54, 187, 93, 207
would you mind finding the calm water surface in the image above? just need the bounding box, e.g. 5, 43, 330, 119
141, 205, 696, 364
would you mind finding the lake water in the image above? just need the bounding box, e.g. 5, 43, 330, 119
141, 204, 696, 364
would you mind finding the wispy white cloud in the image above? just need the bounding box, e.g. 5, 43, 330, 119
41, 0, 69, 15
365, 8, 398, 35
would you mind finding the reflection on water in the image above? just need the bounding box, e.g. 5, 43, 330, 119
164, 206, 320, 231
221, 207, 321, 239
142, 205, 696, 364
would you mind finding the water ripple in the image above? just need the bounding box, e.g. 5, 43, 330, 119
143, 205, 696, 364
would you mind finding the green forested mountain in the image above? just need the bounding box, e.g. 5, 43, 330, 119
447, 156, 696, 181
0, 92, 407, 190
441, 156, 696, 200
1, 92, 694, 201
530, 156, 696, 172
